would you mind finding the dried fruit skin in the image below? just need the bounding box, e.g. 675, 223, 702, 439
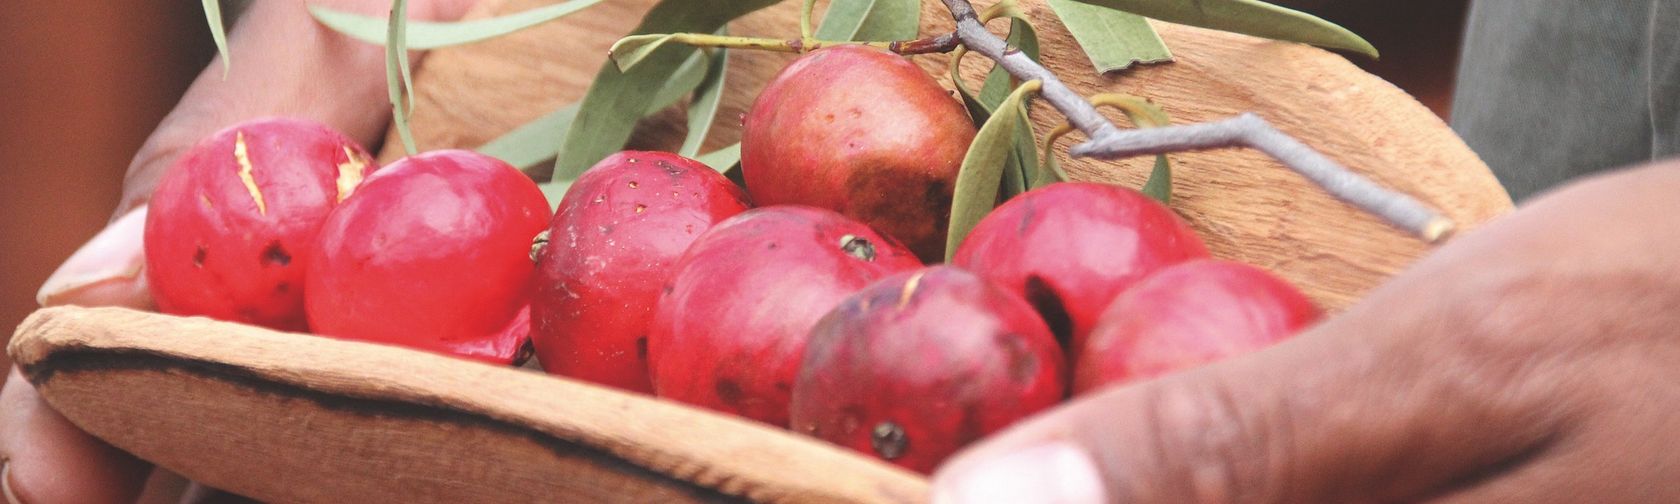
531, 151, 750, 393
742, 45, 977, 262
649, 206, 922, 426
952, 182, 1209, 361
1074, 259, 1321, 394
145, 117, 376, 331
791, 266, 1065, 473
304, 150, 551, 364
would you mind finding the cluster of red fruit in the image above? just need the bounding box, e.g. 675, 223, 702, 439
144, 46, 1319, 474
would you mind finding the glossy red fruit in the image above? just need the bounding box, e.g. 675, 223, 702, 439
741, 45, 977, 261
1074, 259, 1321, 394
531, 151, 750, 393
791, 266, 1065, 473
305, 150, 550, 364
145, 117, 376, 331
650, 206, 922, 425
952, 182, 1209, 361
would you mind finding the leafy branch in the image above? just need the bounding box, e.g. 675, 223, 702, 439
937, 0, 1453, 241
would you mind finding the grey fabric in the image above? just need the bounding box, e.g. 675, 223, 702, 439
1451, 0, 1678, 200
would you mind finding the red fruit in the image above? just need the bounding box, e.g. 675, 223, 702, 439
742, 45, 977, 261
1074, 259, 1321, 394
145, 117, 376, 331
304, 150, 551, 364
952, 182, 1208, 361
530, 151, 750, 393
649, 206, 922, 425
791, 266, 1065, 473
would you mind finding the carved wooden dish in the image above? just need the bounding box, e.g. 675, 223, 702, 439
10, 0, 1511, 501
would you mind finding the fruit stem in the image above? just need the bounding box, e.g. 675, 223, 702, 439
937, 0, 1455, 243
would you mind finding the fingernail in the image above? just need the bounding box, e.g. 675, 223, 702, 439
37, 206, 150, 308
932, 442, 1106, 504
2, 461, 23, 504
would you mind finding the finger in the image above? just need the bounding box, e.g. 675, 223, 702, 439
1, 368, 151, 504
930, 162, 1680, 503
117, 0, 481, 213
36, 205, 153, 310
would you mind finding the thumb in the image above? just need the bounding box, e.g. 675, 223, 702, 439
36, 205, 153, 310
929, 275, 1568, 503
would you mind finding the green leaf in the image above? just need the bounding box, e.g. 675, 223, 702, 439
951, 8, 1039, 200
695, 143, 741, 173
477, 51, 712, 172
308, 0, 604, 49
814, 0, 921, 42
538, 179, 575, 209
1046, 0, 1171, 73
386, 0, 416, 155
549, 0, 780, 181
202, 0, 230, 77
947, 81, 1040, 261
605, 34, 686, 73
680, 46, 730, 157
1140, 154, 1172, 204
1068, 0, 1377, 58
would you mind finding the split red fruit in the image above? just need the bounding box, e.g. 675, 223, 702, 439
952, 182, 1209, 361
304, 149, 550, 364
741, 45, 977, 261
530, 151, 750, 393
649, 206, 922, 425
145, 117, 376, 331
1074, 259, 1321, 394
791, 266, 1065, 473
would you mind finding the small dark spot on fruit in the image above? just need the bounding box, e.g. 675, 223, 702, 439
636, 336, 648, 360
275, 282, 290, 294
261, 242, 291, 267
767, 241, 779, 250
628, 180, 639, 188
825, 113, 835, 123
657, 160, 680, 174
634, 204, 647, 214
192, 246, 208, 267
839, 234, 877, 262
715, 379, 745, 405
871, 421, 908, 460
1024, 276, 1074, 352
513, 339, 536, 366
997, 333, 1038, 384
849, 109, 862, 119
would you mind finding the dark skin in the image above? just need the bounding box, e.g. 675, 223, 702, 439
930, 160, 1680, 503
9, 1, 1680, 502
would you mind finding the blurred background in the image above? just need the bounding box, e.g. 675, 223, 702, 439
0, 0, 1468, 372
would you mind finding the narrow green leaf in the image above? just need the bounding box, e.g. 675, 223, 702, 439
680, 46, 730, 157
202, 0, 230, 77
814, 0, 921, 42
477, 51, 712, 172
1069, 0, 1377, 58
308, 0, 604, 49
1046, 0, 1171, 73
538, 179, 575, 209
386, 0, 416, 155
1140, 154, 1172, 204
947, 81, 1040, 261
978, 17, 1040, 111
549, 0, 780, 181
606, 34, 684, 73
695, 143, 742, 173
952, 9, 1039, 201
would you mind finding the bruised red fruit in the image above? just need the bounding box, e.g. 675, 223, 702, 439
145, 117, 376, 331
1074, 259, 1321, 394
305, 150, 550, 364
649, 206, 921, 425
791, 266, 1065, 473
742, 45, 977, 261
952, 182, 1208, 361
531, 151, 750, 393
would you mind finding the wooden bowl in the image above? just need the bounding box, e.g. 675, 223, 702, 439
10, 0, 1511, 501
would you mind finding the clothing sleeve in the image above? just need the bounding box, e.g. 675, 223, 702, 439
1450, 0, 1662, 201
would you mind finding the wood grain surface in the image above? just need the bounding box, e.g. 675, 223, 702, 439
383, 0, 1513, 312
10, 307, 927, 503
10, 1, 1516, 501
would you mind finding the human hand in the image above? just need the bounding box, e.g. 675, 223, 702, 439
2, 1, 476, 502
930, 160, 1680, 503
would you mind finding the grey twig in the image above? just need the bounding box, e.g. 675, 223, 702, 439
939, 0, 1454, 242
